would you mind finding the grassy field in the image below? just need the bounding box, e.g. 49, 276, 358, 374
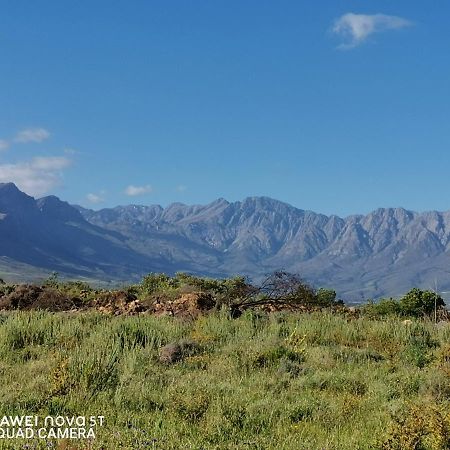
0, 310, 449, 449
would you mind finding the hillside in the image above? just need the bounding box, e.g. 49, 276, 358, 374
79, 197, 450, 300
0, 183, 162, 283
1, 182, 450, 299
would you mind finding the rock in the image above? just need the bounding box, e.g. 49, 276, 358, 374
159, 343, 183, 364
158, 339, 200, 364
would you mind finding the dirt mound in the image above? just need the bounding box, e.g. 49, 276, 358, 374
92, 290, 146, 315
0, 285, 82, 311
152, 292, 216, 318
0, 287, 216, 317
90, 291, 216, 317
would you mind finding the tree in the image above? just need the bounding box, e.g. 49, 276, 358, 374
399, 288, 445, 317
316, 288, 337, 306
140, 273, 174, 295
232, 271, 317, 309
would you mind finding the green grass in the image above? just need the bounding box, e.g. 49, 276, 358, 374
0, 310, 449, 449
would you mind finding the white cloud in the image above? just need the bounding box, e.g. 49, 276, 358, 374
176, 184, 187, 193
14, 128, 51, 143
0, 156, 72, 196
0, 140, 9, 151
31, 156, 71, 171
332, 13, 412, 49
124, 184, 153, 196
86, 192, 105, 204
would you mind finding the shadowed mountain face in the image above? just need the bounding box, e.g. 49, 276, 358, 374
1, 183, 450, 300
0, 183, 162, 281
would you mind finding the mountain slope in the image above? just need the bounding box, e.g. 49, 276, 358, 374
1, 182, 450, 299
0, 183, 163, 281
79, 196, 450, 299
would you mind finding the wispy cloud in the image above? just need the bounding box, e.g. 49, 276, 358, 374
86, 192, 106, 204
332, 13, 412, 49
63, 148, 78, 155
0, 156, 72, 196
0, 140, 9, 151
176, 185, 187, 193
14, 127, 51, 143
30, 156, 70, 171
124, 184, 153, 196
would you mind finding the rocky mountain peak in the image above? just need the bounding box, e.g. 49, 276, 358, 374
1, 184, 450, 300
37, 195, 84, 223
0, 183, 38, 216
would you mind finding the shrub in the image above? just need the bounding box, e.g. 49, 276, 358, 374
362, 289, 446, 319
316, 288, 340, 306
362, 298, 402, 317
383, 403, 450, 450
140, 273, 178, 295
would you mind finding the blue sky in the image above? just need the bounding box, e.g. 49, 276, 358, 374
0, 1, 449, 216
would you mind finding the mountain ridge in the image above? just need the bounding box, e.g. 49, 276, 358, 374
2, 183, 450, 300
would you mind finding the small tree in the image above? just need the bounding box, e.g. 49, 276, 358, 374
140, 273, 177, 295
232, 271, 317, 309
316, 288, 337, 306
43, 271, 60, 288
399, 288, 445, 317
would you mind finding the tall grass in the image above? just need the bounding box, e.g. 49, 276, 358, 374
0, 311, 448, 449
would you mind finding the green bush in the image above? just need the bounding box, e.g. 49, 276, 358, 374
363, 298, 402, 317
140, 273, 178, 295
400, 288, 445, 317
316, 288, 339, 306
362, 288, 446, 319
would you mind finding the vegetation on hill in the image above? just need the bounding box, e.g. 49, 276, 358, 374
0, 270, 346, 317
0, 270, 447, 319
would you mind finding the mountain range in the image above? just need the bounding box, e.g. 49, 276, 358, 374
1, 182, 449, 301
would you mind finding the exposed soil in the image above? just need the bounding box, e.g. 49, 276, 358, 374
151, 292, 216, 318
0, 285, 217, 317
91, 290, 146, 315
